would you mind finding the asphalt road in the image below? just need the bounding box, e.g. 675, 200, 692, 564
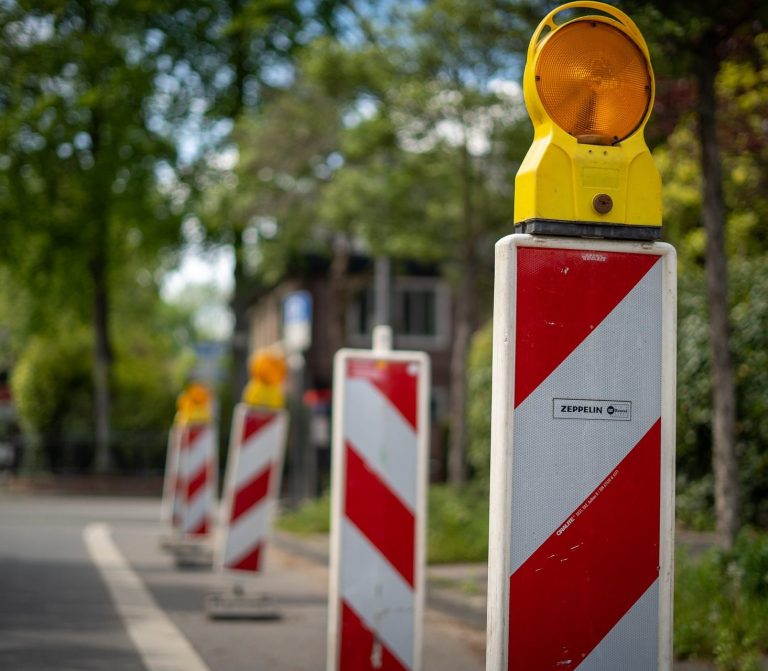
0, 493, 484, 671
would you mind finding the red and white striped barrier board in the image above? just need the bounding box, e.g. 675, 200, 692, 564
177, 422, 218, 538
327, 350, 430, 671
217, 403, 289, 573
487, 235, 676, 671
161, 426, 181, 527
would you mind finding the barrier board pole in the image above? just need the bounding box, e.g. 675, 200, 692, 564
327, 337, 430, 671
160, 425, 180, 527
486, 234, 676, 670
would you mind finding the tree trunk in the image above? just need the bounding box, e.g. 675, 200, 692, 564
447, 263, 473, 483
446, 130, 476, 484
230, 233, 250, 402
87, 85, 112, 473
696, 49, 739, 548
228, 0, 250, 404
328, 233, 352, 353
91, 251, 113, 473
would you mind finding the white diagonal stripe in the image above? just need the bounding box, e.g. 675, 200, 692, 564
223, 497, 271, 568
341, 519, 414, 669
510, 262, 662, 574
183, 483, 212, 534
577, 580, 659, 671
235, 414, 287, 489
344, 378, 417, 511
183, 427, 214, 480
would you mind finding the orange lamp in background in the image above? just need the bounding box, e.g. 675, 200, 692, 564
242, 348, 287, 409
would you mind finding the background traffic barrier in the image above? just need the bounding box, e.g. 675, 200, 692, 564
217, 403, 289, 573
160, 425, 181, 528
178, 421, 217, 538
327, 333, 430, 671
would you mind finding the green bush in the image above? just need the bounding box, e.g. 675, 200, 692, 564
675, 529, 768, 670
467, 321, 493, 484
11, 323, 182, 472
11, 326, 94, 470
427, 481, 489, 564
677, 257, 768, 528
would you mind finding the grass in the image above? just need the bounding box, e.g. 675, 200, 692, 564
277, 491, 331, 535
426, 482, 488, 564
675, 529, 768, 671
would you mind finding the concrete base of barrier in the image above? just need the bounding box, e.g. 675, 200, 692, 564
161, 537, 213, 569
205, 587, 281, 621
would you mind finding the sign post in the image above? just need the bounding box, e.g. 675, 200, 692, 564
486, 4, 676, 670
327, 326, 430, 671
283, 290, 313, 502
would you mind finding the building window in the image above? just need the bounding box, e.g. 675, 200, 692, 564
397, 288, 436, 337
347, 277, 450, 350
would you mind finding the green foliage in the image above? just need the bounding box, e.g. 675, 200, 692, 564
675, 529, 768, 670
427, 482, 489, 564
10, 300, 189, 473
467, 321, 493, 482
11, 326, 94, 471
677, 257, 768, 529
110, 340, 179, 471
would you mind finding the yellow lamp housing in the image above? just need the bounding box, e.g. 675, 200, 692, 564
514, 1, 662, 239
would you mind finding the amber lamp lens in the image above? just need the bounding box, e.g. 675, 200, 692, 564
535, 20, 651, 143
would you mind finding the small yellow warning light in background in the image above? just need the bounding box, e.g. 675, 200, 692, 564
175, 382, 214, 424
243, 348, 287, 409
515, 1, 661, 238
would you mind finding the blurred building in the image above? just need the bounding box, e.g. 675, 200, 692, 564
246, 254, 452, 491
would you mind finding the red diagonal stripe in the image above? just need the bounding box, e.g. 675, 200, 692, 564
508, 419, 661, 670
230, 467, 271, 523
228, 542, 263, 573
187, 464, 209, 500
515, 248, 659, 407
242, 412, 276, 444
347, 359, 419, 430
340, 600, 408, 671
345, 443, 415, 587
183, 425, 206, 448
189, 518, 209, 536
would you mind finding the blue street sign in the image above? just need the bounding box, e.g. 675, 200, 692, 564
283, 291, 313, 352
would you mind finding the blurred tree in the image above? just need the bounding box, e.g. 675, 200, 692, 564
301, 0, 536, 482
621, 0, 768, 546
192, 1, 544, 481
178, 0, 342, 403
7, 257, 195, 472
0, 1, 187, 471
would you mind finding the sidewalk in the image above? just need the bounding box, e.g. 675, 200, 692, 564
274, 531, 726, 671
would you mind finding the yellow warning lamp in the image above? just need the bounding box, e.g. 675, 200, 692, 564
242, 349, 287, 409
515, 1, 662, 239
179, 382, 213, 424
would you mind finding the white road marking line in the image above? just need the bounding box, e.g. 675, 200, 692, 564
83, 522, 211, 671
